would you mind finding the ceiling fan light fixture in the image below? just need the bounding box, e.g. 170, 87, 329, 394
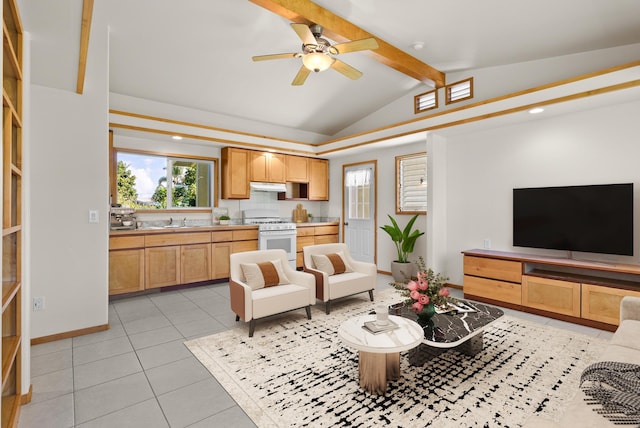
302, 52, 334, 72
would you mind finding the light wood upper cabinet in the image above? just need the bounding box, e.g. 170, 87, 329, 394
221, 147, 250, 199
309, 159, 329, 201
250, 152, 285, 183
285, 155, 309, 182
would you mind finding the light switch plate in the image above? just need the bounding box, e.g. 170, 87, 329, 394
89, 210, 99, 223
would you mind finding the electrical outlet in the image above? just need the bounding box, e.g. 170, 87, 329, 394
33, 297, 45, 311
483, 239, 491, 249
89, 210, 99, 223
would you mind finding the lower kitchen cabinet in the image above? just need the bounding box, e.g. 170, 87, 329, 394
109, 249, 145, 295
181, 244, 211, 284
110, 227, 260, 295
295, 223, 339, 268
211, 243, 232, 280
145, 246, 181, 289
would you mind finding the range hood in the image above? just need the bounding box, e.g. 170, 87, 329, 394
250, 182, 287, 192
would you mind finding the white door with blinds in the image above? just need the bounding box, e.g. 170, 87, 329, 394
398, 153, 427, 213
343, 164, 375, 263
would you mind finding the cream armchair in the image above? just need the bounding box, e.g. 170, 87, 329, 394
230, 249, 316, 337
303, 243, 376, 314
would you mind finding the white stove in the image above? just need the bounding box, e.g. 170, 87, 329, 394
243, 209, 297, 268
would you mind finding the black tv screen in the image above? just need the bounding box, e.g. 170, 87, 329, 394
513, 183, 634, 256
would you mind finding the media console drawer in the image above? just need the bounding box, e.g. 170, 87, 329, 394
464, 256, 522, 283
463, 275, 522, 305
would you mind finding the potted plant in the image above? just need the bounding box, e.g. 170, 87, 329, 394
380, 214, 424, 281
219, 215, 230, 225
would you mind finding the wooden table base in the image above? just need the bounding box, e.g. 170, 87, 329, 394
358, 351, 400, 394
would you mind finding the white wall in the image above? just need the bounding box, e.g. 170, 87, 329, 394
439, 99, 640, 285
327, 140, 429, 272
28, 13, 109, 338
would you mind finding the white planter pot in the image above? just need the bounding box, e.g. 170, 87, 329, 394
391, 261, 413, 282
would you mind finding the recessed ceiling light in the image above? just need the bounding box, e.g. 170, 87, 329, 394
172, 135, 183, 140
529, 107, 544, 114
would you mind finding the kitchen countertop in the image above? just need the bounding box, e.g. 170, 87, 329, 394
109, 221, 339, 236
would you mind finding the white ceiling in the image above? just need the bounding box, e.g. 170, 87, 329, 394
19, 0, 640, 138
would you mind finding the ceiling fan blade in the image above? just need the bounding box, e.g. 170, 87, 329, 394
292, 66, 311, 86
331, 59, 363, 80
290, 23, 316, 45
332, 38, 379, 54
252, 53, 299, 62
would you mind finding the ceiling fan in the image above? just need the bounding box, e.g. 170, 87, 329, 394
252, 23, 379, 86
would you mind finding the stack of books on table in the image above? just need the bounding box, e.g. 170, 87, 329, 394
362, 319, 399, 334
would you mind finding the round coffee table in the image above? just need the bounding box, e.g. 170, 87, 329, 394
338, 314, 423, 394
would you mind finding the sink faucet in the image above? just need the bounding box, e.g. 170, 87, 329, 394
182, 217, 187, 227
168, 217, 173, 225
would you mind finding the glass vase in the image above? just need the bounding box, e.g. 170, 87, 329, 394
416, 303, 436, 323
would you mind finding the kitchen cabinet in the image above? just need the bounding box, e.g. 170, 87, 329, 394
285, 155, 309, 182
2, 0, 23, 424
296, 223, 339, 268
211, 243, 232, 279
221, 147, 250, 199
145, 246, 181, 288
251, 152, 285, 183
181, 244, 211, 284
109, 236, 145, 295
308, 159, 329, 201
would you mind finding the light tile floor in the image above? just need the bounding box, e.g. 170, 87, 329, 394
18, 275, 614, 427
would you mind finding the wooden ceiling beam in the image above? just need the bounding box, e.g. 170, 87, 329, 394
76, 0, 94, 94
248, 0, 446, 87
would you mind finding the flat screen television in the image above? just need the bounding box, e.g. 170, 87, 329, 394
513, 183, 634, 256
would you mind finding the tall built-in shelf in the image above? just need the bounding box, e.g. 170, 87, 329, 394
2, 0, 23, 426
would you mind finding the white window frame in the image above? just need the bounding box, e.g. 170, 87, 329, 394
396, 152, 427, 214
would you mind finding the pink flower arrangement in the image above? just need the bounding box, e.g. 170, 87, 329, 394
391, 257, 450, 313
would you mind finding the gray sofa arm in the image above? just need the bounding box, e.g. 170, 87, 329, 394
620, 296, 640, 322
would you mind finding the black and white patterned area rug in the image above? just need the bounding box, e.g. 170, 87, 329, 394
185, 290, 606, 427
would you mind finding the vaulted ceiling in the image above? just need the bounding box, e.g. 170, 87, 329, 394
19, 0, 640, 140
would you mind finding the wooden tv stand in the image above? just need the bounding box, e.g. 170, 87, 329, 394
462, 249, 640, 331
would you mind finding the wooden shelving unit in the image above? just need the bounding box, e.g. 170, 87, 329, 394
2, 0, 24, 426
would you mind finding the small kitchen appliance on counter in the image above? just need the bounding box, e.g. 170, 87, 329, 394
110, 206, 136, 230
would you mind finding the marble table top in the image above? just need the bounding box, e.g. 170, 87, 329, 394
396, 300, 505, 349
338, 314, 424, 354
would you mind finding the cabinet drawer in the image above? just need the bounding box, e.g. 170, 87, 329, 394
297, 235, 315, 252
581, 283, 640, 325
522, 275, 580, 317
315, 234, 338, 245
109, 236, 145, 250
145, 232, 210, 247
464, 256, 522, 283
211, 231, 233, 242
232, 229, 258, 241
464, 275, 522, 305
296, 226, 315, 237
314, 225, 339, 235
232, 240, 258, 253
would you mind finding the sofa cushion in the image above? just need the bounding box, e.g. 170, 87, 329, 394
252, 284, 310, 318
327, 271, 372, 299
609, 319, 640, 352
240, 259, 290, 290
311, 251, 353, 275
